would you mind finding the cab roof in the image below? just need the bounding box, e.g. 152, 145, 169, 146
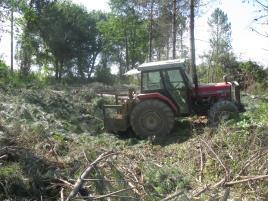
138, 59, 186, 71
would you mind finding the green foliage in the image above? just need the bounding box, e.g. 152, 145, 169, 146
0, 59, 8, 79
98, 11, 148, 76
202, 99, 268, 197
0, 163, 30, 199
144, 164, 189, 198
0, 85, 267, 200
0, 59, 41, 87
17, 0, 106, 80
208, 8, 232, 54
239, 61, 266, 83
237, 101, 268, 128
202, 8, 234, 82
95, 65, 115, 85
0, 163, 22, 178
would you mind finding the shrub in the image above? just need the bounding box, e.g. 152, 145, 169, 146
95, 65, 115, 85
239, 61, 266, 83
0, 59, 8, 79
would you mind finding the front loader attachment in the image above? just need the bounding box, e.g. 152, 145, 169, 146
103, 105, 129, 133
102, 88, 136, 133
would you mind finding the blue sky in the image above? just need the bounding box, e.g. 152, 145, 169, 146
0, 0, 267, 69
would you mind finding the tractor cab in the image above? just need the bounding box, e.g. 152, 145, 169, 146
138, 60, 243, 116
138, 60, 192, 115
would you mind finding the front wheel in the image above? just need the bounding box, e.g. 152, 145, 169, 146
208, 100, 239, 126
130, 100, 174, 138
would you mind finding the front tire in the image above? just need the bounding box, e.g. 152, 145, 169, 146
130, 100, 174, 138
208, 100, 239, 126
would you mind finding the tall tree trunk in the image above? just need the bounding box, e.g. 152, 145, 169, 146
166, 35, 170, 60
179, 30, 184, 58
157, 47, 161, 60
77, 57, 85, 79
55, 60, 59, 80
88, 53, 97, 79
125, 35, 129, 71
10, 7, 14, 72
148, 0, 154, 62
59, 60, 63, 80
189, 0, 198, 89
172, 0, 176, 59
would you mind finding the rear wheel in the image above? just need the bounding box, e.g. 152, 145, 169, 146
208, 100, 239, 126
130, 100, 174, 138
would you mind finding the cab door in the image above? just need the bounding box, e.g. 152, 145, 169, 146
163, 69, 190, 114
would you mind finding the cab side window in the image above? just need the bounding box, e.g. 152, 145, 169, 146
164, 69, 185, 89
142, 71, 163, 91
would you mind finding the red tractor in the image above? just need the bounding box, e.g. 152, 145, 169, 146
103, 60, 243, 138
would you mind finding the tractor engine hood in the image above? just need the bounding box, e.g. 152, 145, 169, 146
194, 82, 231, 97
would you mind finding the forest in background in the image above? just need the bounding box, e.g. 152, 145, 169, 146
0, 0, 267, 87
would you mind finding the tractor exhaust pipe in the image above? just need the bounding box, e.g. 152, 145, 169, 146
189, 0, 198, 92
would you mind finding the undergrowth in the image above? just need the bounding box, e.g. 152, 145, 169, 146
0, 86, 267, 200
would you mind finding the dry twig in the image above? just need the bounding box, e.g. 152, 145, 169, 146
61, 188, 64, 201
200, 138, 229, 180
193, 175, 268, 198
0, 154, 7, 160
233, 150, 268, 181
83, 149, 90, 163
57, 178, 74, 188
93, 187, 135, 200
193, 178, 225, 197
225, 175, 268, 186
199, 146, 204, 182
161, 190, 185, 201
65, 151, 116, 201
128, 181, 143, 196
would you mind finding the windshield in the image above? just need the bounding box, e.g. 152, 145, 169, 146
184, 71, 194, 87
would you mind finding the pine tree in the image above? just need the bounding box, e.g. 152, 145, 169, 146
207, 8, 232, 82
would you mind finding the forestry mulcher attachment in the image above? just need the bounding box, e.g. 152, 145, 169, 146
103, 60, 243, 138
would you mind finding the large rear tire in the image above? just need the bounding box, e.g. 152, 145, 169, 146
208, 100, 239, 126
130, 100, 174, 138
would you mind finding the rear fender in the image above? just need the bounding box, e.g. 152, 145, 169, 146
137, 93, 178, 115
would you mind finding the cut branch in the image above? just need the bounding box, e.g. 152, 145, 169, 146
233, 150, 268, 181
65, 151, 116, 201
200, 138, 229, 179
193, 175, 268, 198
93, 187, 135, 200
61, 188, 64, 201
0, 154, 7, 160
57, 178, 74, 188
199, 146, 204, 182
225, 175, 268, 186
161, 190, 185, 201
